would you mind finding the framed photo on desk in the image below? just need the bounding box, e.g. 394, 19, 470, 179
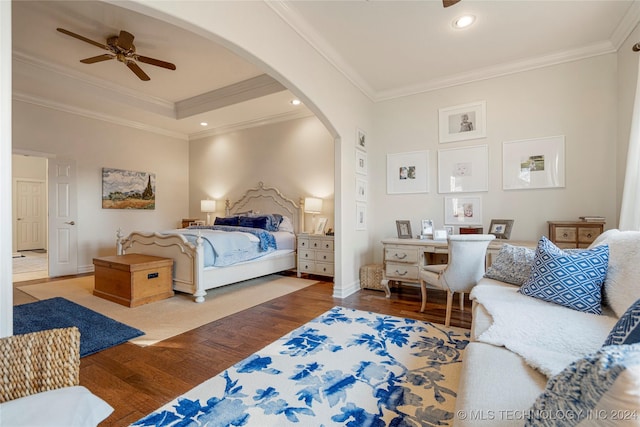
396, 220, 412, 239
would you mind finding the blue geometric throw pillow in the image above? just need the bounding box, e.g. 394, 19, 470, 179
519, 237, 609, 315
525, 344, 640, 427
603, 298, 640, 346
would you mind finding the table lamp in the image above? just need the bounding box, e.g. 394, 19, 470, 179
200, 199, 216, 225
304, 197, 323, 233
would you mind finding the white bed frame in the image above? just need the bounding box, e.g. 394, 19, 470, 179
116, 182, 302, 302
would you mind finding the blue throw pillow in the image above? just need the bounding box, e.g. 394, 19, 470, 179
525, 344, 640, 426
518, 237, 609, 315
214, 216, 239, 226
604, 298, 640, 346
238, 215, 270, 230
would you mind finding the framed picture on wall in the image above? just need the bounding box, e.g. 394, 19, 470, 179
356, 150, 367, 175
502, 135, 565, 190
439, 101, 487, 143
356, 177, 367, 202
356, 128, 367, 151
356, 203, 367, 230
437, 145, 488, 193
387, 150, 429, 194
444, 196, 483, 225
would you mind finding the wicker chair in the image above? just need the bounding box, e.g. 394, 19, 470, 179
0, 327, 80, 403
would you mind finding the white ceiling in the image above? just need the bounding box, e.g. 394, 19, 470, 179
11, 0, 640, 140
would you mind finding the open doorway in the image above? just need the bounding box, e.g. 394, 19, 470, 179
12, 154, 48, 282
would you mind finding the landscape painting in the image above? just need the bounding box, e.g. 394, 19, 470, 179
102, 168, 156, 210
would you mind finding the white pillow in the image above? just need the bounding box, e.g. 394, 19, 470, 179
279, 216, 294, 233
0, 386, 114, 426
590, 230, 640, 317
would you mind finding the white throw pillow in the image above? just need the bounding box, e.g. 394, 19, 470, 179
0, 386, 114, 426
590, 230, 640, 317
279, 216, 294, 233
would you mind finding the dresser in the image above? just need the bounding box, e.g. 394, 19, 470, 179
297, 233, 335, 279
547, 221, 605, 248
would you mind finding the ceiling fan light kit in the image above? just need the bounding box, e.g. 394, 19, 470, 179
452, 15, 475, 29
56, 27, 176, 81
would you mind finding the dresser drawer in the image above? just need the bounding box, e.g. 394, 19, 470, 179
315, 262, 334, 276
298, 237, 309, 250
299, 249, 314, 260
554, 227, 577, 243
384, 247, 420, 264
310, 239, 334, 251
385, 262, 419, 281
315, 250, 333, 262
577, 227, 599, 244
298, 259, 316, 273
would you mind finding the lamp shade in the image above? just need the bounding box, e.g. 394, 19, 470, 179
200, 199, 216, 213
304, 197, 323, 214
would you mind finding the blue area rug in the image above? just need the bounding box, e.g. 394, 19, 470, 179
134, 306, 470, 426
14, 297, 144, 357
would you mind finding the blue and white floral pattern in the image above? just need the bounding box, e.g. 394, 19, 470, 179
133, 306, 470, 426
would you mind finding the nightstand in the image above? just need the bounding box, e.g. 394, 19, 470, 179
547, 220, 605, 249
296, 233, 334, 279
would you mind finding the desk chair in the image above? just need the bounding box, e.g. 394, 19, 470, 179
419, 234, 495, 326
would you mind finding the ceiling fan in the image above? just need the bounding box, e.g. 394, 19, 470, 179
443, 0, 462, 7
56, 28, 176, 81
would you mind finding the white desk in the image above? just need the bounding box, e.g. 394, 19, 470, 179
380, 238, 537, 296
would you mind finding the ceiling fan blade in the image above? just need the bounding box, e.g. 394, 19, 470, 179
126, 61, 150, 81
443, 0, 461, 7
80, 54, 114, 64
136, 55, 176, 70
117, 30, 135, 51
56, 28, 108, 50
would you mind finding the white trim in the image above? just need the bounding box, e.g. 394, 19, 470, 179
1, 0, 12, 337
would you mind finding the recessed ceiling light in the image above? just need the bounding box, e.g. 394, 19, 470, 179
452, 15, 475, 29
290, 99, 302, 106
200, 122, 208, 126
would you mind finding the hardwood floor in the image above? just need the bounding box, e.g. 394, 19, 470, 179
14, 275, 472, 426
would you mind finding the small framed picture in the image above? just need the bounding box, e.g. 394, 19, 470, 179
356, 203, 367, 230
356, 128, 367, 151
433, 229, 448, 240
396, 220, 412, 239
421, 219, 434, 236
489, 219, 514, 239
356, 177, 367, 202
444, 196, 483, 225
356, 150, 367, 175
314, 217, 328, 235
444, 226, 454, 235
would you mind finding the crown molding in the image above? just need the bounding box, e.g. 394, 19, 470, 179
267, 1, 376, 101
610, 0, 640, 49
375, 41, 617, 102
13, 91, 189, 141
189, 109, 314, 141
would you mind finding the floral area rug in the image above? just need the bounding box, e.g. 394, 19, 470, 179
133, 306, 470, 426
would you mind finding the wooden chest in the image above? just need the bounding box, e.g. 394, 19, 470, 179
547, 221, 605, 248
93, 254, 174, 307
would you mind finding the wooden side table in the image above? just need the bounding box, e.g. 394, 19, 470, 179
547, 221, 605, 248
93, 254, 174, 307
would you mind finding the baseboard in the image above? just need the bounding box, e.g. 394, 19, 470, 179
78, 264, 95, 274
332, 280, 360, 299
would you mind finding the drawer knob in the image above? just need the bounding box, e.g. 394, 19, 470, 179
394, 253, 407, 260
394, 270, 408, 276
587, 233, 592, 238
563, 233, 568, 238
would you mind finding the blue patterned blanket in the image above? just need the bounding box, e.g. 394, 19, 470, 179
133, 306, 470, 426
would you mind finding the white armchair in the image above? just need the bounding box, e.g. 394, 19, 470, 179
419, 234, 495, 326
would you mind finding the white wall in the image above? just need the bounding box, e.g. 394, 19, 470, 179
12, 101, 190, 271
370, 54, 618, 261
189, 115, 335, 233
126, 0, 375, 297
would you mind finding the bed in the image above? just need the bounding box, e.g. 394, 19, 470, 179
116, 182, 302, 302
